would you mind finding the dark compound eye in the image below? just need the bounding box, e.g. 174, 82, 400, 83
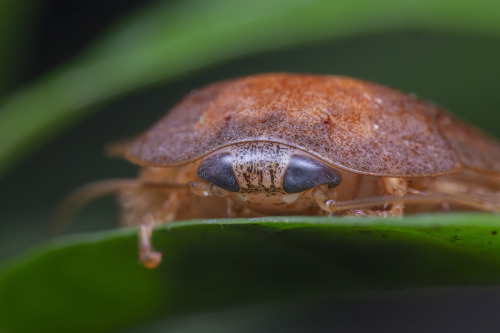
197, 153, 240, 192
283, 155, 342, 193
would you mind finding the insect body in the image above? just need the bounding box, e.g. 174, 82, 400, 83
56, 73, 500, 268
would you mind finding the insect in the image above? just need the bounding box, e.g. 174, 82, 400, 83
53, 73, 500, 269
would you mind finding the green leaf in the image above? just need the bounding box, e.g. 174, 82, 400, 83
1, 0, 500, 177
1, 214, 500, 333
0, 0, 41, 95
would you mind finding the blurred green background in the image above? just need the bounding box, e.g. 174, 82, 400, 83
0, 0, 500, 332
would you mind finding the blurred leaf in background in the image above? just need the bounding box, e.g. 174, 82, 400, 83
0, 0, 41, 96
1, 0, 500, 177
0, 0, 499, 332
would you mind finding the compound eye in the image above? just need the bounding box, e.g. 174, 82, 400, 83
197, 153, 240, 192
283, 155, 341, 193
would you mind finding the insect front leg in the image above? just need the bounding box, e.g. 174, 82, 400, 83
119, 184, 191, 268
139, 214, 163, 269
132, 191, 187, 269
141, 180, 241, 267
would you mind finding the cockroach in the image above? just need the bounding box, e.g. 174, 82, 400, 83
52, 73, 500, 269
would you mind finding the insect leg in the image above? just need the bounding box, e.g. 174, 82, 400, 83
133, 181, 235, 268
139, 214, 163, 269
122, 185, 192, 269
49, 179, 190, 234
47, 179, 141, 235
380, 177, 408, 216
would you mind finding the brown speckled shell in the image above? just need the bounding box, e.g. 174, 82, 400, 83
122, 73, 500, 177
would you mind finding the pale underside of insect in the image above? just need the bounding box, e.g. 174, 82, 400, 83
53, 73, 500, 269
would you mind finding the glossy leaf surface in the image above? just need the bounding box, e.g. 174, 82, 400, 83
1, 214, 500, 333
